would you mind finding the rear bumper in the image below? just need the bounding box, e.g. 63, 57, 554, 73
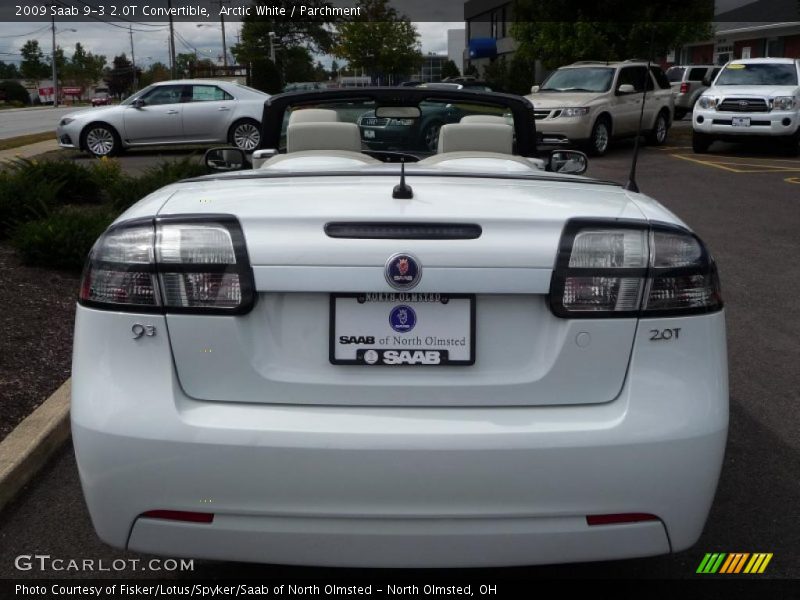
72, 306, 728, 567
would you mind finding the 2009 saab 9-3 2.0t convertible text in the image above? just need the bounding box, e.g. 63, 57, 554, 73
72, 88, 727, 568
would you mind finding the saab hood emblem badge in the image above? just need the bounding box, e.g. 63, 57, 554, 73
385, 253, 421, 290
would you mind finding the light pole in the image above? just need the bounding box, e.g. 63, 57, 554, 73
268, 31, 276, 63
207, 0, 230, 67
50, 18, 76, 107
128, 25, 138, 91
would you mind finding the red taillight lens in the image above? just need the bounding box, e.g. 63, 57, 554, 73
586, 513, 659, 526
79, 215, 255, 315
142, 510, 214, 523
680, 82, 690, 94
550, 219, 723, 318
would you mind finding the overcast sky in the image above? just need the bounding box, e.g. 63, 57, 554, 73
0, 21, 457, 72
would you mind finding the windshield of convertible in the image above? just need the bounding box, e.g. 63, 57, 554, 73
278, 97, 515, 159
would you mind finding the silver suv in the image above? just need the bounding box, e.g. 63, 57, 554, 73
527, 60, 674, 156
667, 64, 721, 119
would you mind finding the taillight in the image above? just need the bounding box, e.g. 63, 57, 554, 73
79, 215, 255, 315
680, 82, 690, 94
550, 219, 722, 318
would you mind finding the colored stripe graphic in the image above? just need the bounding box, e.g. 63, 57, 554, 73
699, 552, 773, 574
744, 553, 773, 574
697, 553, 727, 573
720, 553, 749, 573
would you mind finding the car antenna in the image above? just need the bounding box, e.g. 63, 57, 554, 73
393, 158, 414, 199
625, 26, 656, 193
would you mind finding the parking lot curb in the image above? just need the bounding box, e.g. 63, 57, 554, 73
0, 379, 71, 512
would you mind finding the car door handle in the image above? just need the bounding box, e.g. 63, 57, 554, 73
166, 109, 179, 114
218, 107, 230, 111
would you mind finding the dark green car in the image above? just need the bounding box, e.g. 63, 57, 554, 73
357, 100, 466, 152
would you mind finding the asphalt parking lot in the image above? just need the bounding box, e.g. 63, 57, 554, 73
1, 120, 798, 581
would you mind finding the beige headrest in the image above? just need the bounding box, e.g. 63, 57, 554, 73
288, 108, 339, 124
437, 122, 513, 154
460, 114, 508, 124
287, 122, 362, 153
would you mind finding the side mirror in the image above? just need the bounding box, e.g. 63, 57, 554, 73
205, 147, 246, 172
547, 150, 588, 175
617, 84, 636, 94
702, 77, 711, 87
132, 98, 145, 108
530, 85, 540, 94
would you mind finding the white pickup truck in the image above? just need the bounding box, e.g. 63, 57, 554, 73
692, 58, 800, 154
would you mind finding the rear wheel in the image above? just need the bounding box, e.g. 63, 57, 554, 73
646, 111, 670, 146
82, 123, 120, 157
586, 117, 611, 156
228, 119, 261, 152
421, 121, 443, 152
692, 131, 713, 154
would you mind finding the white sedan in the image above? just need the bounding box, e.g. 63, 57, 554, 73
72, 88, 728, 568
56, 79, 269, 157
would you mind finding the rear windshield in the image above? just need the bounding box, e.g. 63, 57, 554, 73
540, 67, 615, 93
666, 66, 685, 82
715, 63, 798, 86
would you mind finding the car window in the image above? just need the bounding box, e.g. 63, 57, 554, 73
143, 85, 185, 106
617, 66, 651, 92
710, 67, 721, 81
650, 67, 670, 89
540, 67, 615, 92
715, 63, 798, 86
190, 85, 233, 102
666, 66, 685, 82
688, 67, 708, 81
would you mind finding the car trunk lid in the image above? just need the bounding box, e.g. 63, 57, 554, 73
160, 174, 646, 407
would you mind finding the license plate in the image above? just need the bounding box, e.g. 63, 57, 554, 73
330, 293, 475, 366
362, 129, 376, 139
732, 116, 750, 127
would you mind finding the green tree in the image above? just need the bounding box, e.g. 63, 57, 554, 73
511, 1, 714, 70
440, 59, 461, 80
333, 0, 422, 84
20, 40, 49, 84
0, 80, 30, 105
104, 54, 138, 98
175, 52, 197, 77
250, 57, 281, 94
139, 61, 171, 87
231, 0, 335, 64
64, 43, 106, 92
0, 61, 21, 79
231, 0, 336, 90
330, 59, 340, 78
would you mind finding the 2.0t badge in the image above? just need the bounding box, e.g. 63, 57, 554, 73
385, 253, 422, 290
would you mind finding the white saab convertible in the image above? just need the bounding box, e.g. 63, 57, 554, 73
72, 88, 728, 568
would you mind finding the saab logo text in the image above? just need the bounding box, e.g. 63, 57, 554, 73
696, 552, 773, 574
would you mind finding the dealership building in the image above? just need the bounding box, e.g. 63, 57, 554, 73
463, 0, 800, 82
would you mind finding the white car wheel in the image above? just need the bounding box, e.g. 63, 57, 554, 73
231, 121, 261, 151
83, 125, 118, 157
588, 119, 610, 156
647, 112, 669, 146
